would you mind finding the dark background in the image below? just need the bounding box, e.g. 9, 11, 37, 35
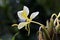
0, 0, 60, 40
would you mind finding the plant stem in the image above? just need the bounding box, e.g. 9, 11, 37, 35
12, 32, 19, 40
31, 21, 44, 26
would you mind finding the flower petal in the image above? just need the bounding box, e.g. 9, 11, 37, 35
57, 12, 60, 18
54, 13, 60, 26
18, 22, 29, 29
23, 6, 29, 16
30, 12, 39, 19
17, 11, 26, 21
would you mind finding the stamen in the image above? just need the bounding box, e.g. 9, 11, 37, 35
21, 10, 28, 19
12, 24, 18, 27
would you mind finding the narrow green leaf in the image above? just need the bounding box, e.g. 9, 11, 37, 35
41, 26, 51, 40
12, 32, 19, 40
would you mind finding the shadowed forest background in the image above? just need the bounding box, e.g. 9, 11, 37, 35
0, 0, 60, 40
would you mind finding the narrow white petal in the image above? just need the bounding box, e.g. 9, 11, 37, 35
30, 12, 39, 19
18, 22, 29, 29
17, 11, 26, 21
54, 18, 58, 26
57, 12, 60, 18
23, 6, 29, 16
46, 20, 49, 28
59, 12, 60, 15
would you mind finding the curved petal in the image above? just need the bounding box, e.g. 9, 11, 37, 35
23, 6, 29, 16
18, 22, 29, 29
30, 12, 39, 19
17, 11, 26, 21
54, 13, 60, 26
57, 12, 60, 18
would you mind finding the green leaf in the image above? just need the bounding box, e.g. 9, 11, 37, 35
41, 26, 51, 40
12, 32, 19, 40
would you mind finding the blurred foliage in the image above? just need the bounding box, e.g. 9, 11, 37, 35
0, 0, 60, 40
39, 13, 60, 40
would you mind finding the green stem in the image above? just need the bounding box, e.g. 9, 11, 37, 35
31, 21, 44, 26
12, 32, 19, 40
52, 33, 54, 40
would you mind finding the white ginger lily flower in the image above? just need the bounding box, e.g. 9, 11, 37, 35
17, 6, 39, 29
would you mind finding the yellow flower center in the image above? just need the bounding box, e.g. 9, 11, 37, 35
21, 10, 28, 19
27, 19, 32, 22
21, 10, 32, 22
